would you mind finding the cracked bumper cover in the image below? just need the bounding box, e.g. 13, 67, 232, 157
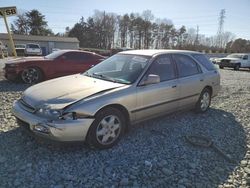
12, 100, 95, 142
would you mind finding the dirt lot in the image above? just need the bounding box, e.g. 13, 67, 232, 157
0, 63, 250, 187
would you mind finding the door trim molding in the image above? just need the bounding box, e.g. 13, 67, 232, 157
131, 93, 200, 113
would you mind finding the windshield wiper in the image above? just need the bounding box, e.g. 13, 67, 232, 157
92, 73, 117, 83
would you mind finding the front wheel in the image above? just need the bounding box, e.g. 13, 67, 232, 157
195, 88, 211, 113
21, 67, 43, 84
87, 107, 125, 149
234, 64, 240, 71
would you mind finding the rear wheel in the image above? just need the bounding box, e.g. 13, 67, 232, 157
195, 88, 211, 113
21, 67, 43, 84
87, 107, 125, 149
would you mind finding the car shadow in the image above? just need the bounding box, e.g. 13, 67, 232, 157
0, 79, 30, 92
220, 67, 250, 72
0, 108, 246, 187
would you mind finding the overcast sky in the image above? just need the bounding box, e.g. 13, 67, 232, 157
1, 0, 250, 39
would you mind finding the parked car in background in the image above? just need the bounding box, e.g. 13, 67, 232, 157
15, 44, 26, 56
0, 41, 8, 58
24, 43, 42, 56
0, 46, 8, 58
12, 50, 220, 149
216, 53, 250, 70
4, 50, 105, 84
209, 57, 220, 64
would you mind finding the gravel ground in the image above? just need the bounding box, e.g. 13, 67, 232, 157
0, 67, 250, 188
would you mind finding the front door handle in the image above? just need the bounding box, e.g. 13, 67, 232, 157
172, 85, 177, 88
200, 79, 204, 82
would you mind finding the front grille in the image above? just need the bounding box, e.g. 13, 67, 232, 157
221, 59, 230, 63
19, 99, 36, 113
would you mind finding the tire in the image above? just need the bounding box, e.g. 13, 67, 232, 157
21, 67, 43, 84
195, 88, 211, 113
219, 66, 224, 69
87, 107, 126, 149
234, 64, 240, 71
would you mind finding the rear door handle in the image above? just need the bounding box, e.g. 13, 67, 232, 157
172, 85, 177, 88
200, 79, 204, 82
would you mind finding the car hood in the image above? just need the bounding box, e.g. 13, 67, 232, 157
6, 57, 46, 64
22, 74, 125, 109
219, 57, 240, 61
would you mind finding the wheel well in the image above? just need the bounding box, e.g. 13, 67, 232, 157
204, 86, 213, 95
96, 104, 130, 131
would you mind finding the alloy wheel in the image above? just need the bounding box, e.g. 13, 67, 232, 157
21, 68, 39, 84
96, 115, 121, 145
200, 91, 210, 111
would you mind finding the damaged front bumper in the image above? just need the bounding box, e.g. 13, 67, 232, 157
12, 100, 94, 142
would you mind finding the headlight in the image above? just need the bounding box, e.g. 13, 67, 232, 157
59, 112, 90, 120
37, 107, 61, 118
59, 112, 77, 120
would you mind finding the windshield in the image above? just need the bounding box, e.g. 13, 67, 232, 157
84, 54, 150, 84
27, 44, 40, 48
227, 54, 244, 59
45, 50, 66, 59
15, 44, 25, 48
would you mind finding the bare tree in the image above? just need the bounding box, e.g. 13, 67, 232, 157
221, 31, 236, 48
12, 13, 29, 34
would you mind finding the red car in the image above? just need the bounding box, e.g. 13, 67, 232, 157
4, 50, 105, 84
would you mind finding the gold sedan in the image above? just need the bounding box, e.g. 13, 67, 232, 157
12, 50, 220, 149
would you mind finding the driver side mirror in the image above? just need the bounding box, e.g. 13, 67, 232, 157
139, 74, 160, 86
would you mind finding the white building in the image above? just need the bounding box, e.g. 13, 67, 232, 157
0, 33, 79, 55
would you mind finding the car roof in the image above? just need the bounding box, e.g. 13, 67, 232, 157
55, 49, 104, 56
119, 49, 202, 56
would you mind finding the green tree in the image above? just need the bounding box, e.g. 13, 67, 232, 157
141, 10, 154, 49
26, 9, 51, 35
227, 38, 250, 53
68, 17, 88, 47
176, 26, 186, 49
119, 14, 130, 47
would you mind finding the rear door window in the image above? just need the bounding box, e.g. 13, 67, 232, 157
172, 54, 200, 78
64, 52, 89, 61
192, 54, 216, 71
77, 52, 92, 61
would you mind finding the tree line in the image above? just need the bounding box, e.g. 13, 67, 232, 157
11, 9, 53, 36
11, 9, 250, 53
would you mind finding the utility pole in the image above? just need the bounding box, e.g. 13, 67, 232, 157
0, 6, 17, 57
195, 25, 199, 47
217, 9, 226, 48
